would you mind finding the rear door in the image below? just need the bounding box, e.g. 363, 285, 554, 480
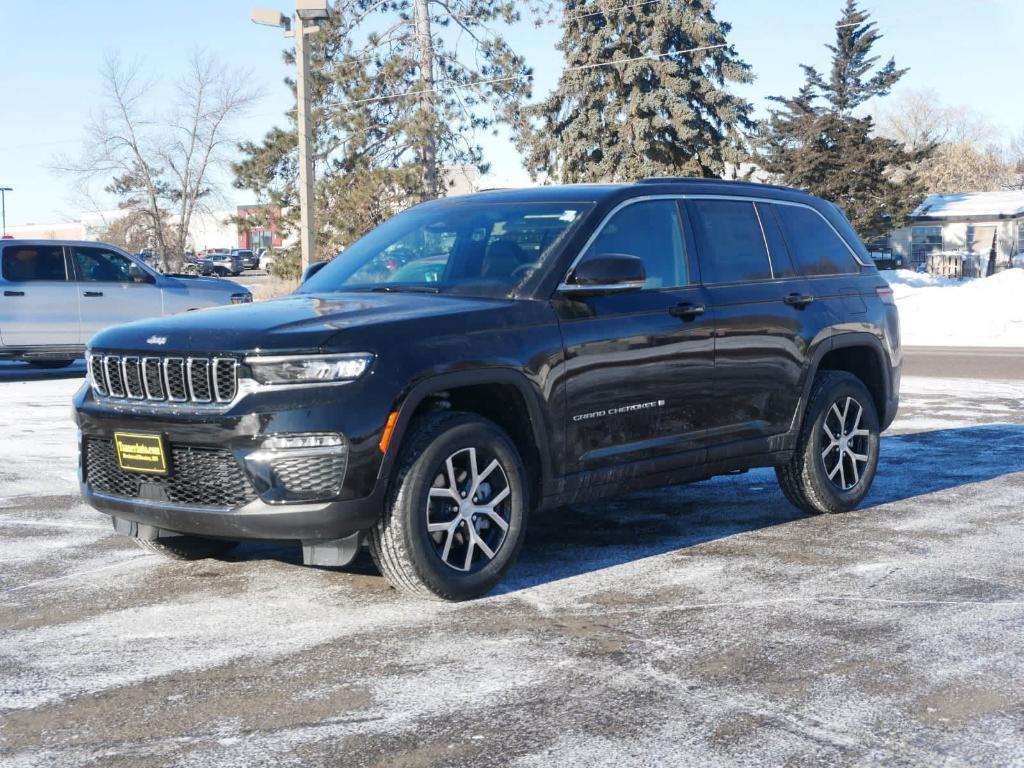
684, 198, 829, 453
555, 197, 715, 472
70, 245, 164, 343
770, 202, 872, 327
0, 244, 80, 347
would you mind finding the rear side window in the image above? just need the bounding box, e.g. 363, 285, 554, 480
774, 204, 859, 276
688, 200, 772, 284
1, 245, 68, 282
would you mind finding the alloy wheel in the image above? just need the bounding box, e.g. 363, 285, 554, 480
820, 396, 872, 491
425, 446, 512, 572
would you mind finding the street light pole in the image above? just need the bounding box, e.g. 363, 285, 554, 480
293, 9, 316, 275
251, 1, 329, 275
0, 187, 11, 237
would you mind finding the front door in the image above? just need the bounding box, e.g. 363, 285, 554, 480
555, 198, 715, 472
684, 198, 828, 452
0, 243, 80, 347
70, 245, 164, 344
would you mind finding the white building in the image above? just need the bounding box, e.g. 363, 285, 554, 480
889, 191, 1024, 274
5, 208, 239, 252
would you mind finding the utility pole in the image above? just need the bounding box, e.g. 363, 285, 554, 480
0, 187, 11, 238
293, 7, 317, 274
413, 0, 439, 199
251, 1, 329, 274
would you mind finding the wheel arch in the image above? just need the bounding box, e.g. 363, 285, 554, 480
802, 333, 892, 429
378, 369, 552, 510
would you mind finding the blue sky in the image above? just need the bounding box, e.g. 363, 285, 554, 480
0, 0, 1020, 225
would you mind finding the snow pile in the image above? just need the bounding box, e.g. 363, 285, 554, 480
881, 269, 1024, 347
912, 190, 1024, 218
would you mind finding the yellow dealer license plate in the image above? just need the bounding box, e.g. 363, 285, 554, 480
113, 432, 169, 475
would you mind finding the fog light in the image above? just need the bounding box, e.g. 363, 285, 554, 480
261, 433, 343, 450
246, 433, 348, 503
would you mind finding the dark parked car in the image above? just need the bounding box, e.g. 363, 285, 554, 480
196, 251, 243, 276
232, 249, 259, 270
74, 179, 901, 600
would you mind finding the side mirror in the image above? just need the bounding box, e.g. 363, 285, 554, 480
301, 260, 329, 284
129, 263, 156, 284
560, 253, 646, 296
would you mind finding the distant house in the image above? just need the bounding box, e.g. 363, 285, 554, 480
889, 191, 1024, 275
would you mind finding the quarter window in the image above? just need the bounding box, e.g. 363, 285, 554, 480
580, 199, 688, 289
689, 200, 772, 284
911, 226, 943, 267
774, 204, 859, 276
1017, 220, 1024, 255
1, 245, 68, 282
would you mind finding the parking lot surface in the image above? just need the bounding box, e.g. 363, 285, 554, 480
1, 368, 1022, 767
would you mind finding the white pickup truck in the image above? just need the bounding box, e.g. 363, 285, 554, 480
0, 239, 252, 367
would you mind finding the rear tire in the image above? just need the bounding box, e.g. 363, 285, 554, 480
134, 535, 235, 560
776, 371, 880, 515
368, 411, 529, 601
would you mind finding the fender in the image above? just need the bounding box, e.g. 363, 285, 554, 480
793, 331, 894, 434
376, 367, 555, 496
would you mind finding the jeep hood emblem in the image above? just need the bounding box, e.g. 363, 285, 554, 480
146, 335, 168, 346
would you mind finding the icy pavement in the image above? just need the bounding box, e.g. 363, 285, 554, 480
1, 371, 1023, 767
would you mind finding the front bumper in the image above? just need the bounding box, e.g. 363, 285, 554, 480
82, 484, 384, 541
73, 375, 395, 541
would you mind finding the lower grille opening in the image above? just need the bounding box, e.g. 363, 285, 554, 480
273, 454, 346, 499
84, 438, 258, 509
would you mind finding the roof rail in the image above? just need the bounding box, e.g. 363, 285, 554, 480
636, 176, 797, 192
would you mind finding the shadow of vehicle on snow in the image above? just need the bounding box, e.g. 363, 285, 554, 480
229, 424, 1024, 591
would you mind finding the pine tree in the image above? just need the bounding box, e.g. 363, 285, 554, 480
518, 0, 755, 183
760, 0, 924, 240
233, 1, 534, 276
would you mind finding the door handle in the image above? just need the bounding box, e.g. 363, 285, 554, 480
3, 290, 25, 297
783, 292, 814, 308
669, 302, 706, 319
83, 291, 104, 297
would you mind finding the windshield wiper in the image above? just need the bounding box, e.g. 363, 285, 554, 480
364, 285, 441, 294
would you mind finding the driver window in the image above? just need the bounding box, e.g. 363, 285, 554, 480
73, 247, 148, 283
580, 200, 688, 289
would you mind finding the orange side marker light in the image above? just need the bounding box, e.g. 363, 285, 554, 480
379, 411, 399, 454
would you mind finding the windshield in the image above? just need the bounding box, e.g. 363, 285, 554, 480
298, 201, 592, 298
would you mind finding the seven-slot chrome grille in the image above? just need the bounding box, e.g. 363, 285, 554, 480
88, 353, 238, 404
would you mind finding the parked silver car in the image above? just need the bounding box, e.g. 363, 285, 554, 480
0, 240, 252, 367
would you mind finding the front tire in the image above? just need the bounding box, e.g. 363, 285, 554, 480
368, 412, 529, 601
776, 371, 880, 515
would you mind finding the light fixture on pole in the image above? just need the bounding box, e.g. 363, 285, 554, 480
0, 187, 12, 238
251, 1, 329, 274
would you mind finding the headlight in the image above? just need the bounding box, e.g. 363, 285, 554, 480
231, 292, 252, 304
245, 353, 374, 385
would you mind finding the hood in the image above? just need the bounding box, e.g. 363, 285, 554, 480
164, 274, 246, 291
87, 291, 514, 354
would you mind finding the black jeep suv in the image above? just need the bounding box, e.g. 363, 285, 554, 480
74, 179, 901, 600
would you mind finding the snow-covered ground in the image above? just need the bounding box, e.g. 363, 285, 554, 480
1, 372, 1024, 766
882, 268, 1024, 347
